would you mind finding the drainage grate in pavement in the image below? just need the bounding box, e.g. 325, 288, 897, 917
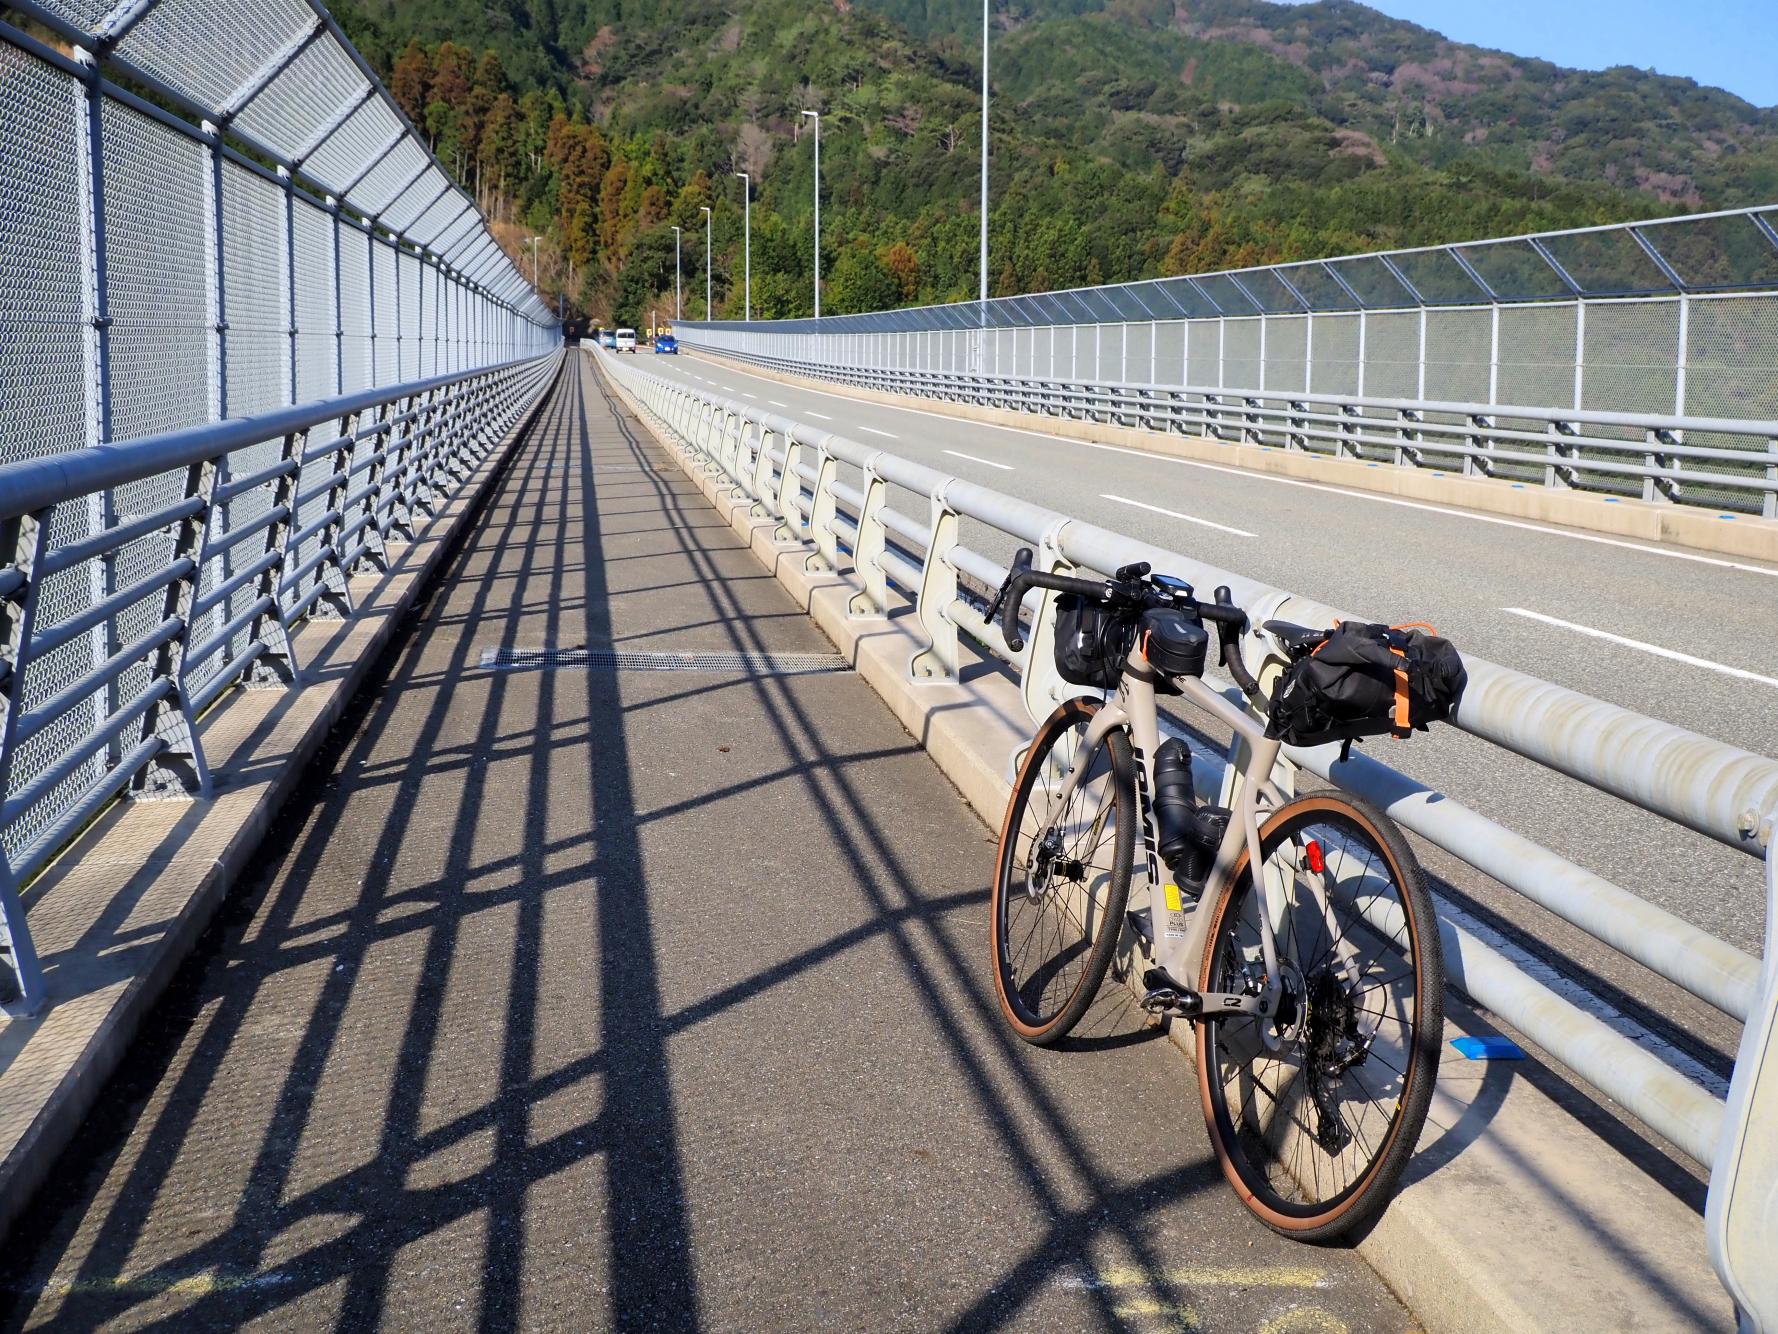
479, 647, 852, 675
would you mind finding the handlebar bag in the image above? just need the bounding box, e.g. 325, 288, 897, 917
1265, 621, 1467, 748
1053, 593, 1141, 690
1139, 608, 1209, 679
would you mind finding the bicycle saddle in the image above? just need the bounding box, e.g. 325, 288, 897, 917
1263, 620, 1329, 658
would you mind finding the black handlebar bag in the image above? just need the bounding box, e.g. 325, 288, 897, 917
1265, 622, 1466, 749
1053, 593, 1141, 690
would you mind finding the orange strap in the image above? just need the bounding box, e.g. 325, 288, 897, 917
1391, 649, 1411, 732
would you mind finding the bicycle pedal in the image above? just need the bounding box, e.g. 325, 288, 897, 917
1139, 986, 1204, 1019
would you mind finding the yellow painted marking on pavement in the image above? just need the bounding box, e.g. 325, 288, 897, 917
1257, 1310, 1350, 1334
1110, 1296, 1203, 1328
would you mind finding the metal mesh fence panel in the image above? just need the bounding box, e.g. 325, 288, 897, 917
1362, 311, 1420, 400
399, 249, 421, 382
1681, 294, 1778, 509
1497, 303, 1577, 412
1187, 321, 1218, 389
1262, 315, 1307, 394
1222, 319, 1261, 392
1307, 313, 1360, 396
338, 222, 372, 393
101, 100, 209, 444
1126, 322, 1153, 384
373, 239, 398, 385
0, 44, 86, 472
1100, 324, 1125, 384
1154, 321, 1185, 388
293, 196, 336, 403
305, 96, 401, 198
1582, 300, 1679, 417
1423, 307, 1491, 404
233, 36, 367, 157
221, 161, 290, 417
115, 0, 312, 111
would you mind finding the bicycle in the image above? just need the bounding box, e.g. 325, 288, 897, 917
984, 550, 1444, 1241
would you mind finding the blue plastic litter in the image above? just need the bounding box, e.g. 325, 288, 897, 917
1452, 1035, 1527, 1060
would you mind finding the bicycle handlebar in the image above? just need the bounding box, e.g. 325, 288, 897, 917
986, 549, 1263, 699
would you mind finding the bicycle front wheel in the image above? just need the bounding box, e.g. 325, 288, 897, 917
1196, 791, 1443, 1241
991, 697, 1135, 1045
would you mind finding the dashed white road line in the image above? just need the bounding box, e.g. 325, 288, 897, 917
768, 400, 788, 407
1502, 607, 1778, 689
806, 411, 833, 420
859, 426, 898, 439
1101, 493, 1256, 538
741, 393, 757, 400
943, 449, 1014, 472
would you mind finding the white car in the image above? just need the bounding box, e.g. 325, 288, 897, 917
615, 328, 637, 353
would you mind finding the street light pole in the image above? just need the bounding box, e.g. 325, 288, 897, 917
734, 171, 751, 321
802, 110, 821, 319
979, 0, 989, 309
671, 225, 682, 320
527, 234, 542, 288
700, 206, 713, 318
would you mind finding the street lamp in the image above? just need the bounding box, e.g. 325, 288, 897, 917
734, 170, 750, 321
802, 110, 821, 319
671, 225, 682, 320
700, 206, 713, 319
526, 234, 542, 288
979, 0, 989, 308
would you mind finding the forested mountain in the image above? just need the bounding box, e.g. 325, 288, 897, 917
326, 0, 1777, 326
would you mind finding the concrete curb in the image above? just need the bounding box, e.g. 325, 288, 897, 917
0, 354, 565, 1243
687, 349, 1778, 566
603, 353, 1735, 1334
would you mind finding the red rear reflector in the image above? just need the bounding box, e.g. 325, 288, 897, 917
1305, 840, 1326, 874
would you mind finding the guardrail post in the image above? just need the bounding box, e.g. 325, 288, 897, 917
1767, 440, 1777, 520
846, 461, 889, 619
774, 435, 807, 544
751, 428, 777, 514
805, 446, 840, 574
133, 458, 215, 799
245, 431, 303, 688
309, 410, 359, 620
908, 485, 960, 682
0, 509, 52, 1015
1707, 825, 1778, 1332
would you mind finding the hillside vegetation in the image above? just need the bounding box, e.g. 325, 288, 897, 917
328, 0, 1775, 326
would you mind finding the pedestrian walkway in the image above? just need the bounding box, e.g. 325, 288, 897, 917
0, 354, 1411, 1331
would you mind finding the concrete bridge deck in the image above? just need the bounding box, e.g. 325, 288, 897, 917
0, 356, 1407, 1330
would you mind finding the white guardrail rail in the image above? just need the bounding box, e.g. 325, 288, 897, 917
596, 349, 1778, 1328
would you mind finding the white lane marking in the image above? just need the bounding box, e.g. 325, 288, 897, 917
683, 356, 1778, 580
1101, 493, 1255, 538
806, 411, 833, 420
859, 426, 898, 439
1502, 607, 1778, 689
769, 400, 788, 407
741, 393, 757, 400
943, 449, 1014, 472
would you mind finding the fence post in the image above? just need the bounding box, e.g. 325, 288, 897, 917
806, 445, 840, 574
131, 457, 216, 799
774, 435, 806, 544
245, 431, 304, 689
908, 485, 960, 682
1016, 524, 1075, 728
846, 460, 889, 619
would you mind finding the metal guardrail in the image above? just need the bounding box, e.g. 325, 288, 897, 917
597, 349, 1778, 1326
0, 350, 563, 1014
681, 343, 1778, 518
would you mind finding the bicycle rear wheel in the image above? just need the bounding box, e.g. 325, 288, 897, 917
1195, 791, 1443, 1241
991, 697, 1135, 1045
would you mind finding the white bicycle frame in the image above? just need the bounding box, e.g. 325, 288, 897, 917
1043, 640, 1350, 1028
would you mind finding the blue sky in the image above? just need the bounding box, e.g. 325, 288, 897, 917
1355, 1, 1778, 108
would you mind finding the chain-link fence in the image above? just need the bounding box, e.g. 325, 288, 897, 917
0, 0, 558, 1010
680, 206, 1778, 513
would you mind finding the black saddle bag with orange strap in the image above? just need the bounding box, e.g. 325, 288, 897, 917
1264, 622, 1467, 749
